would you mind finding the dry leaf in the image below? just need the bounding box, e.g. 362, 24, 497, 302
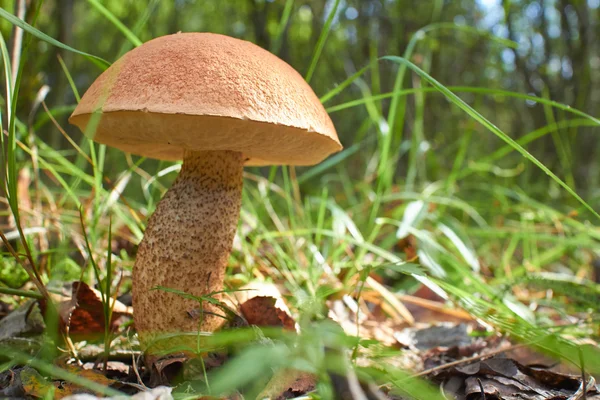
20, 366, 111, 399
257, 369, 316, 400
0, 300, 45, 341
433, 355, 600, 400
239, 296, 295, 330
61, 281, 132, 341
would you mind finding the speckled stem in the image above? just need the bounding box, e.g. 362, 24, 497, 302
132, 150, 244, 353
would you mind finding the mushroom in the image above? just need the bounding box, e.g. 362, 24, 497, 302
69, 33, 341, 352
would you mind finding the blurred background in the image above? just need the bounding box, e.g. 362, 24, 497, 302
2, 0, 599, 210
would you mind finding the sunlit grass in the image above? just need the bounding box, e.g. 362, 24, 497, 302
0, 2, 599, 399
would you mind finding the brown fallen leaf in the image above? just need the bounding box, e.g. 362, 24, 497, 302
21, 365, 116, 399
233, 281, 294, 316
257, 369, 316, 400
239, 296, 295, 330
61, 364, 116, 388
433, 355, 600, 400
60, 281, 132, 341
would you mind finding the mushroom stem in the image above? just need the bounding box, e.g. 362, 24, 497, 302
132, 150, 244, 352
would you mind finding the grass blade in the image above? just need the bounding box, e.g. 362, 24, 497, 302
327, 86, 600, 126
305, 0, 341, 83
271, 0, 294, 54
87, 0, 143, 47
383, 56, 599, 220
0, 8, 110, 69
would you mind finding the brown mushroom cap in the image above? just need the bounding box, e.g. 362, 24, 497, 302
69, 32, 341, 166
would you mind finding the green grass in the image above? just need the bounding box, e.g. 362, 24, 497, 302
0, 3, 599, 399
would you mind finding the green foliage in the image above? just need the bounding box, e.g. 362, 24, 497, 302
0, 257, 29, 288
48, 257, 81, 282
0, 0, 599, 397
